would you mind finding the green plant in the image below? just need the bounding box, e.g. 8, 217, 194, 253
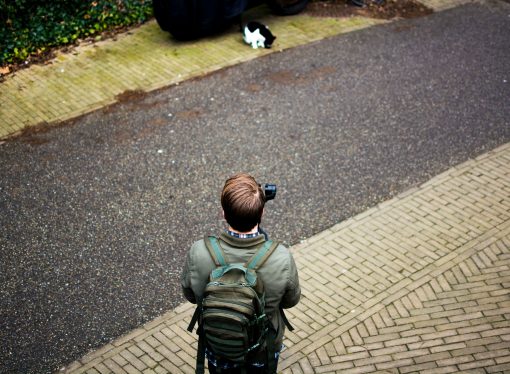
0, 0, 153, 66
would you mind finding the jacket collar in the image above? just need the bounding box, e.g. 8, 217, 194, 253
219, 231, 266, 248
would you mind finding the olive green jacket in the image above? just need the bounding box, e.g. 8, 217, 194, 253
181, 232, 301, 348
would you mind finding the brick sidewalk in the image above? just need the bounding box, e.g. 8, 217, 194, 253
0, 8, 383, 140
60, 142, 510, 374
0, 0, 472, 140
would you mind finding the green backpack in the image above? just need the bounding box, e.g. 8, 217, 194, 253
187, 236, 286, 374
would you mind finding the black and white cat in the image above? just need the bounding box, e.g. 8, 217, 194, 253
242, 21, 276, 49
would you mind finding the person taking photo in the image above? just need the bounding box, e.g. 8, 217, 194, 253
181, 172, 301, 373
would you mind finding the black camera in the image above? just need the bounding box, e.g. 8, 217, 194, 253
260, 184, 277, 201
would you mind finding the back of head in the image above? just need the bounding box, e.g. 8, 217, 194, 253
221, 173, 265, 232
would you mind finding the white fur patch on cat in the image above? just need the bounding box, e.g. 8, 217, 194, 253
243, 27, 266, 49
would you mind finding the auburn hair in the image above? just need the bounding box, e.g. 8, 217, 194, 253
221, 173, 265, 232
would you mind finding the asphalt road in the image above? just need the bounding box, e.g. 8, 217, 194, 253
1, 2, 510, 373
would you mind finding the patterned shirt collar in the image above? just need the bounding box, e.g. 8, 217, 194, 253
226, 229, 260, 239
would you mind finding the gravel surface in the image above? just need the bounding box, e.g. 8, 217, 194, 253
1, 2, 509, 373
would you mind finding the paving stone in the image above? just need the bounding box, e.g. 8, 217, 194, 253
103, 358, 126, 374
429, 342, 467, 353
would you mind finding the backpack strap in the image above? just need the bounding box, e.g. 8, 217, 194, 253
280, 306, 294, 331
245, 240, 296, 331
204, 236, 228, 266
266, 327, 277, 374
187, 305, 201, 332
195, 322, 206, 374
245, 240, 279, 271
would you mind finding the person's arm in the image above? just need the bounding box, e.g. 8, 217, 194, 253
281, 253, 301, 309
181, 249, 197, 304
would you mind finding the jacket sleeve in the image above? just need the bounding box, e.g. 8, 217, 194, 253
281, 252, 301, 309
181, 248, 197, 304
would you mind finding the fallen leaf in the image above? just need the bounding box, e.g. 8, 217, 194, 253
0, 66, 10, 75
